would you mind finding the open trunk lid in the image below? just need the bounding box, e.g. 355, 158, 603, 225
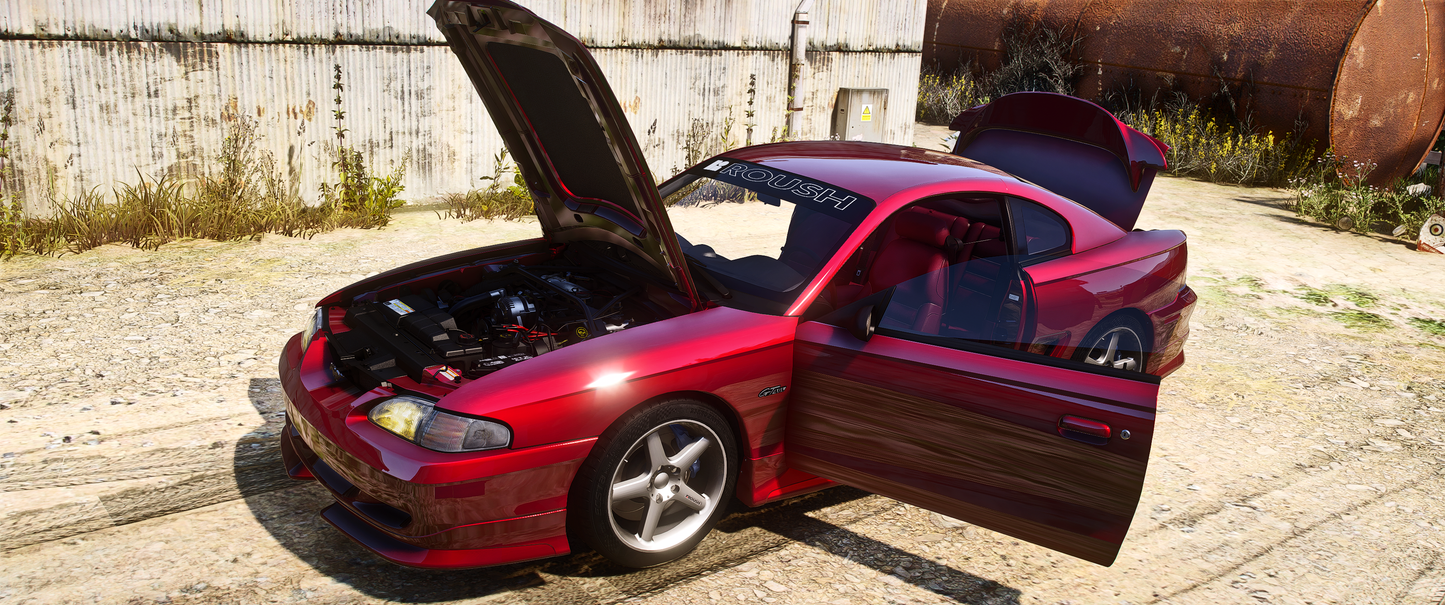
428, 0, 697, 306
950, 92, 1169, 231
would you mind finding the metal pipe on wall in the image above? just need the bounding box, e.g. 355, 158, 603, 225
788, 0, 813, 138
923, 0, 1445, 186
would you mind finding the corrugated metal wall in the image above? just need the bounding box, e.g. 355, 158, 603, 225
0, 0, 922, 50
0, 1, 923, 215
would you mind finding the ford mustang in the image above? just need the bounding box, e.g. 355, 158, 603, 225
278, 0, 1196, 570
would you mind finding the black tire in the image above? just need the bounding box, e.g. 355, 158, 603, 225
568, 400, 738, 568
1072, 314, 1150, 372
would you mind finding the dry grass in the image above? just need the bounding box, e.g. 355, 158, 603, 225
1, 105, 409, 258
916, 21, 1081, 126
916, 65, 991, 125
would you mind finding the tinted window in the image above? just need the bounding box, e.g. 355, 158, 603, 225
817, 196, 1152, 380
661, 159, 874, 314
1009, 198, 1069, 257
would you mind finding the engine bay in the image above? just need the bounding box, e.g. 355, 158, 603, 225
326, 262, 667, 388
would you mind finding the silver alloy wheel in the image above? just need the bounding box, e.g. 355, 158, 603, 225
1082, 325, 1143, 371
606, 420, 727, 553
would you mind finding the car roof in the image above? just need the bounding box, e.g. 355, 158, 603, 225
725, 141, 1013, 202
724, 141, 1125, 253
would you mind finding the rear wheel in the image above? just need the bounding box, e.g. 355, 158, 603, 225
570, 400, 737, 568
1073, 315, 1149, 372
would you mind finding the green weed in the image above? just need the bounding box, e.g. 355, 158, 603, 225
1293, 284, 1380, 308
1235, 276, 1267, 292
1408, 317, 1445, 336
438, 148, 534, 222
680, 115, 738, 171
916, 64, 991, 125
1197, 276, 1267, 299
916, 22, 1315, 188
1113, 95, 1316, 187
1336, 287, 1378, 308
986, 21, 1084, 98
1289, 153, 1445, 240
319, 64, 408, 229
916, 22, 1080, 126
1294, 287, 1333, 306
1333, 310, 1391, 331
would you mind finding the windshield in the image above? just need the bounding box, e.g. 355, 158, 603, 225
661, 158, 876, 314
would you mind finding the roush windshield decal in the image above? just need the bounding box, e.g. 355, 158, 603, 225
692, 158, 875, 223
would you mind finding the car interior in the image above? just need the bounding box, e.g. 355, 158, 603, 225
817, 195, 1024, 346
676, 199, 857, 309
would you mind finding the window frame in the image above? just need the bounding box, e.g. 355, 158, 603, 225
844, 195, 1155, 383
1004, 196, 1072, 265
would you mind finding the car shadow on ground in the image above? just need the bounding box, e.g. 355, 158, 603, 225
241, 379, 1021, 604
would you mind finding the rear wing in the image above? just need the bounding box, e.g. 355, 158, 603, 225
950, 92, 1169, 231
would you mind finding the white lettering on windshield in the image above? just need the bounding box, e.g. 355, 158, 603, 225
816, 188, 857, 211
711, 163, 857, 211
768, 174, 802, 190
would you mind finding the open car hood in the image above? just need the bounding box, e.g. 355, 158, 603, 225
429, 0, 696, 304
950, 92, 1169, 231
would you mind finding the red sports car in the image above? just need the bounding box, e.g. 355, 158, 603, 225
278, 0, 1195, 570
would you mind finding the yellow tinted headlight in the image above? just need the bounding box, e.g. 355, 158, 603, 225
301, 307, 325, 350
367, 396, 511, 452
368, 397, 433, 441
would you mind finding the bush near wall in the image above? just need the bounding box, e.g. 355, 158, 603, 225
0, 108, 409, 259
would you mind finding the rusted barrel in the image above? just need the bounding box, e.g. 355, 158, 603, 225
923, 0, 1445, 186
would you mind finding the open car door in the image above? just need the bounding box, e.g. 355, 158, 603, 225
785, 277, 1159, 566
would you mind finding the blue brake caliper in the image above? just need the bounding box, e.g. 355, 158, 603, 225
668, 424, 702, 477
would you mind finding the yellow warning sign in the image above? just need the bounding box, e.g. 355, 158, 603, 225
861, 104, 873, 122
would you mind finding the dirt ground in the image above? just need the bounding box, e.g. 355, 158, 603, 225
3, 126, 1445, 605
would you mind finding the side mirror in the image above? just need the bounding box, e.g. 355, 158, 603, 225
851, 303, 880, 342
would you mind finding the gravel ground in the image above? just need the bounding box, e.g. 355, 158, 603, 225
3, 127, 1445, 604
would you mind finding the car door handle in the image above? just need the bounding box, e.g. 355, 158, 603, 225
1058, 415, 1110, 445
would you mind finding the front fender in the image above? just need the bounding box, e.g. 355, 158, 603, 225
439, 306, 799, 452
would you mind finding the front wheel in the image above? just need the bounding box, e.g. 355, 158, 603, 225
1073, 315, 1150, 372
570, 400, 737, 568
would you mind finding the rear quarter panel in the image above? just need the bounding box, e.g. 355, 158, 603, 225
1025, 230, 1188, 372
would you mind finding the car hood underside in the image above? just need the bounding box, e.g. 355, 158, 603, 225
429, 0, 697, 305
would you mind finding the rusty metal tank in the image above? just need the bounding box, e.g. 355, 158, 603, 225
923, 0, 1445, 186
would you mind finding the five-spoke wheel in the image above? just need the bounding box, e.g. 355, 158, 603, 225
1074, 315, 1149, 372
571, 400, 737, 568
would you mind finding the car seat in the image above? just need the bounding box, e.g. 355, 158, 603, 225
778, 206, 852, 275
833, 211, 953, 333
942, 221, 1009, 338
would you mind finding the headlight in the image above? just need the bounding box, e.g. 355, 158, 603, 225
368, 396, 511, 452
301, 307, 326, 350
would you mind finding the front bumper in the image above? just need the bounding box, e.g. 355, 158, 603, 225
278, 331, 595, 569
